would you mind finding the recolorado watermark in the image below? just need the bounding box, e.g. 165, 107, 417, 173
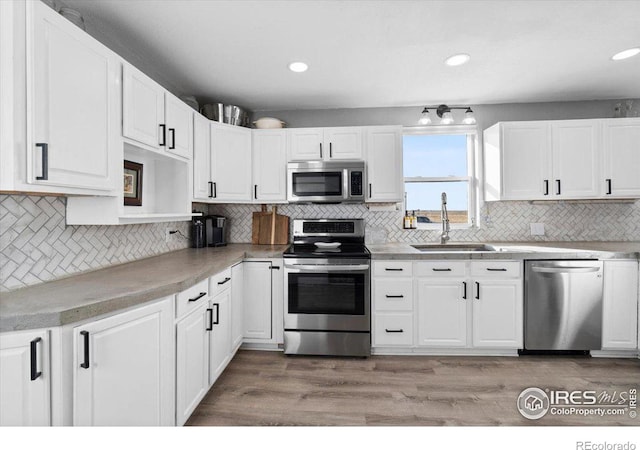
517, 386, 637, 420
576, 442, 636, 450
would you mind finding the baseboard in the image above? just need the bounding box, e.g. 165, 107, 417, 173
591, 349, 639, 359
240, 342, 283, 352
372, 347, 520, 357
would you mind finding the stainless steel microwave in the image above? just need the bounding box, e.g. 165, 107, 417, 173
287, 160, 366, 203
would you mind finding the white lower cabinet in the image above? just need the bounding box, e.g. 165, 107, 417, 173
73, 297, 174, 426
417, 277, 468, 347
175, 302, 210, 426
0, 329, 51, 426
472, 278, 523, 348
231, 263, 244, 351
243, 261, 274, 342
602, 260, 639, 350
209, 287, 231, 385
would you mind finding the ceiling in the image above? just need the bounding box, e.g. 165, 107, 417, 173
62, 0, 640, 111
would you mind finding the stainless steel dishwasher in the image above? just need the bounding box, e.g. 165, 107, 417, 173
524, 260, 603, 351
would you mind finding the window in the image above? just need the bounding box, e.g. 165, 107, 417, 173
403, 126, 478, 228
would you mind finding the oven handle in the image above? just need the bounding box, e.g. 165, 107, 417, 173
286, 264, 370, 272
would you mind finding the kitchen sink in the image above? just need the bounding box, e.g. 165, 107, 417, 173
411, 244, 497, 252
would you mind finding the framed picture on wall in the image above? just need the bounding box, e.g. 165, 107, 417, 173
123, 160, 143, 206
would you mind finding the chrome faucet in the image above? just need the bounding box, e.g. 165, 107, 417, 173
440, 192, 450, 244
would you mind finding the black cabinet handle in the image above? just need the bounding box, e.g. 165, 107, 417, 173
487, 268, 507, 272
188, 292, 207, 302
208, 181, 214, 198
80, 331, 90, 369
543, 179, 549, 196
432, 268, 452, 272
606, 179, 612, 195
319, 143, 323, 159
169, 128, 176, 149
329, 142, 333, 158
159, 124, 166, 146
206, 308, 213, 331
254, 184, 258, 200
462, 281, 467, 300
217, 277, 231, 285
213, 303, 220, 325
213, 182, 217, 198
556, 179, 561, 195
270, 266, 280, 270
35, 143, 48, 180
369, 183, 372, 197
475, 282, 480, 300
385, 329, 404, 333
385, 295, 404, 298
30, 337, 42, 381
385, 268, 403, 271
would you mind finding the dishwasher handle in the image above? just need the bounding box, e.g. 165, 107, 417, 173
531, 266, 601, 274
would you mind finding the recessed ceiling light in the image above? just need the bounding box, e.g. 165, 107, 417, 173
288, 62, 308, 72
611, 47, 640, 61
445, 53, 470, 66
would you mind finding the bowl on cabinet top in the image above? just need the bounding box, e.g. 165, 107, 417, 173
253, 117, 286, 129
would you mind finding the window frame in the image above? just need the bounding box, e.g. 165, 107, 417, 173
402, 125, 479, 230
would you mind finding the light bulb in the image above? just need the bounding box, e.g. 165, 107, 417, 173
288, 62, 308, 72
462, 108, 476, 124
440, 111, 454, 125
419, 112, 432, 125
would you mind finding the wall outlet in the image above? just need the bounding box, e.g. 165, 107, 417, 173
530, 223, 545, 236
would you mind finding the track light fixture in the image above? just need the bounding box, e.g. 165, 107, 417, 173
419, 104, 476, 125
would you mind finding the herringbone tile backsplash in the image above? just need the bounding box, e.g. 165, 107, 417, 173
2, 195, 639, 292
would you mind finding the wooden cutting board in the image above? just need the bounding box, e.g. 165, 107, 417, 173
251, 205, 270, 244
256, 206, 289, 245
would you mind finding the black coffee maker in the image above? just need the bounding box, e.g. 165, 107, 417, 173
204, 215, 227, 247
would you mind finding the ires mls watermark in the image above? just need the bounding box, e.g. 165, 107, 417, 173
517, 386, 637, 420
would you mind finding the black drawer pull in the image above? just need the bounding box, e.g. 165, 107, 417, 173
385, 329, 404, 333
462, 281, 467, 300
486, 268, 507, 272
254, 184, 258, 199
159, 124, 166, 146
385, 295, 404, 298
329, 142, 333, 158
169, 128, 176, 149
80, 331, 90, 369
319, 143, 323, 159
385, 268, 403, 271
606, 179, 612, 195
213, 303, 220, 325
188, 292, 207, 302
208, 181, 214, 198
217, 277, 231, 285
270, 266, 280, 270
369, 183, 372, 197
35, 143, 48, 180
556, 179, 561, 195
213, 182, 217, 198
206, 308, 213, 331
30, 337, 42, 381
543, 179, 549, 196
432, 268, 452, 272
475, 282, 480, 300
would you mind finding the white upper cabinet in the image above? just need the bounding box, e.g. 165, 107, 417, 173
122, 62, 192, 160
210, 121, 252, 202
288, 127, 363, 161
484, 118, 640, 201
365, 125, 403, 202
122, 63, 165, 149
602, 118, 640, 198
193, 112, 212, 201
252, 129, 287, 203
551, 120, 600, 198
27, 0, 119, 192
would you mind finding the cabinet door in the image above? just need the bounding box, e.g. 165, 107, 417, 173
324, 127, 363, 160
501, 122, 551, 200
211, 123, 252, 201
193, 113, 212, 200
0, 329, 50, 426
73, 297, 174, 426
122, 63, 165, 149
551, 120, 600, 198
416, 278, 468, 347
366, 126, 403, 202
29, 0, 117, 191
287, 128, 323, 161
209, 290, 231, 385
165, 94, 193, 159
602, 119, 640, 198
231, 263, 244, 351
243, 262, 272, 341
603, 261, 639, 350
252, 130, 287, 202
472, 279, 523, 348
176, 303, 210, 426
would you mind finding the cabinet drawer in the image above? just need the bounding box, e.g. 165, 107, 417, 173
176, 278, 209, 319
374, 279, 413, 311
210, 268, 232, 297
374, 314, 414, 347
373, 261, 413, 277
471, 261, 521, 278
414, 261, 467, 277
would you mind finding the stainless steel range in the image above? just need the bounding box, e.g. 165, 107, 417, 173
283, 219, 371, 357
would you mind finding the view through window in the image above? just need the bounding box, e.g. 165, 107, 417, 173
403, 130, 476, 226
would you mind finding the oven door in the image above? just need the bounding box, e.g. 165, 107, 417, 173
287, 169, 348, 203
284, 258, 370, 332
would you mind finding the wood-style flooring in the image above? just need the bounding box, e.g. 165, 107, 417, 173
186, 350, 640, 426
